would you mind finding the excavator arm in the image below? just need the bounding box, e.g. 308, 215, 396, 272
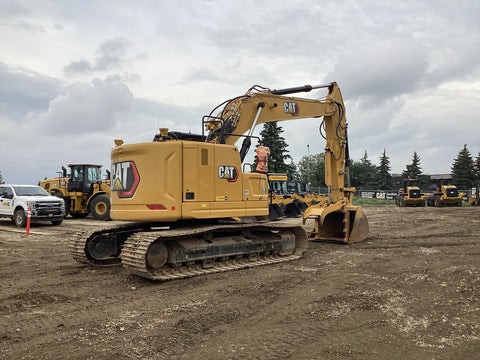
205, 82, 369, 243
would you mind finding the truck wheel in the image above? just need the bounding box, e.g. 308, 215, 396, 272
90, 195, 111, 221
14, 209, 27, 227
51, 220, 63, 225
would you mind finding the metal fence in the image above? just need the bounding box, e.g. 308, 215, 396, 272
355, 189, 474, 200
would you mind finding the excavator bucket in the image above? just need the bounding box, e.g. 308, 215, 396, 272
303, 200, 369, 244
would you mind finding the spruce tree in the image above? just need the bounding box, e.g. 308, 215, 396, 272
402, 151, 422, 179
256, 122, 295, 178
348, 159, 361, 188
377, 149, 393, 189
475, 152, 480, 185
451, 144, 475, 189
351, 151, 377, 189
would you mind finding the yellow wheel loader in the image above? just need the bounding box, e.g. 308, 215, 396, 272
469, 191, 480, 206
40, 164, 111, 220
288, 181, 327, 207
426, 179, 463, 207
71, 82, 369, 281
468, 184, 479, 206
395, 179, 425, 207
267, 174, 307, 219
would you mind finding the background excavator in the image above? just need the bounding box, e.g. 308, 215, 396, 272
71, 82, 369, 281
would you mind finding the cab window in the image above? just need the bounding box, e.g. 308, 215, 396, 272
0, 187, 14, 199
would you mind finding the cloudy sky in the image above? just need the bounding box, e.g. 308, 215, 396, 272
1, 0, 479, 184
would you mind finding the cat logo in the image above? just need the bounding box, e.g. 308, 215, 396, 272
283, 102, 299, 116
111, 161, 140, 198
218, 165, 239, 182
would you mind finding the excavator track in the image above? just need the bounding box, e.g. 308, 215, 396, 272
69, 222, 148, 266
121, 223, 308, 281
70, 221, 308, 281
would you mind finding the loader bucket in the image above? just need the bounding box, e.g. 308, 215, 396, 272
269, 203, 285, 220
285, 202, 301, 217
303, 201, 369, 243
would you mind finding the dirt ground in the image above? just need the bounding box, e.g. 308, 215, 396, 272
1, 205, 480, 360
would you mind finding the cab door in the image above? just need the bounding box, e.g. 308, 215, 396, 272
0, 186, 14, 216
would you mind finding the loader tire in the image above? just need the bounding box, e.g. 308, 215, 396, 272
90, 195, 111, 221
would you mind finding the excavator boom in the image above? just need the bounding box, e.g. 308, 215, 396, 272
205, 82, 369, 243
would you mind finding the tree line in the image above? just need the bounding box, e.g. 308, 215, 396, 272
256, 122, 480, 190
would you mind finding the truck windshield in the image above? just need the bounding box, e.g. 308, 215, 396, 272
14, 186, 50, 196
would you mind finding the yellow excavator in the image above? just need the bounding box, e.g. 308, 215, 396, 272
71, 82, 369, 280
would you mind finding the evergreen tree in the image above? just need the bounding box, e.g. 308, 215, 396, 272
474, 152, 480, 184
350, 151, 377, 189
288, 161, 299, 181
348, 159, 362, 188
0, 171, 3, 184
361, 151, 378, 188
451, 144, 475, 189
255, 122, 295, 178
376, 149, 393, 189
402, 151, 422, 179
297, 153, 326, 187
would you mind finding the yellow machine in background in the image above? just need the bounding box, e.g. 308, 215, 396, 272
470, 191, 480, 206
267, 173, 306, 218
40, 164, 111, 220
469, 183, 479, 206
287, 181, 327, 206
71, 82, 369, 280
267, 174, 326, 219
427, 179, 464, 207
396, 179, 425, 207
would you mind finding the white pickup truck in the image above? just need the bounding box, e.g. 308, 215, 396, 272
0, 184, 66, 227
